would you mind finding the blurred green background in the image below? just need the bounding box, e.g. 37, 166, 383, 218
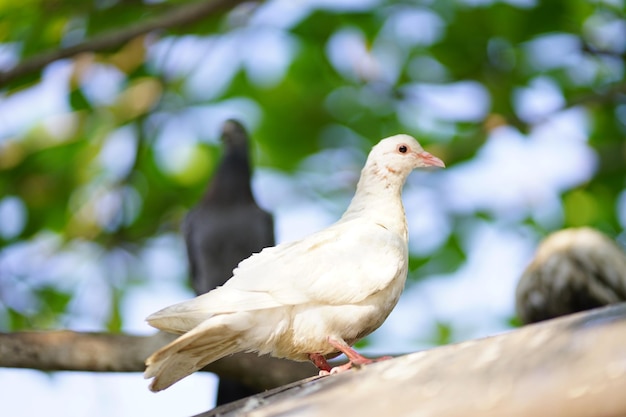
0, 0, 624, 354
1, 0, 625, 414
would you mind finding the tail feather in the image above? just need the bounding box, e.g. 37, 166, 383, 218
145, 320, 242, 392
147, 313, 207, 335
146, 287, 281, 334
146, 295, 219, 334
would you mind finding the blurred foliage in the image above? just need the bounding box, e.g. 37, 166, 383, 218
0, 0, 625, 345
431, 321, 454, 346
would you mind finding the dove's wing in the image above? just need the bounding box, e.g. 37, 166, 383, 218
148, 220, 407, 332
146, 284, 281, 333
227, 219, 407, 305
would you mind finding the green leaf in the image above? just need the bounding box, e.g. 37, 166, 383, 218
69, 88, 93, 111
107, 288, 123, 333
432, 321, 453, 346
35, 286, 72, 314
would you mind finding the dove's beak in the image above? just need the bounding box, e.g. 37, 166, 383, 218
417, 151, 445, 168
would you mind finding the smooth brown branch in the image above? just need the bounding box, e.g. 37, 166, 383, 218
0, 330, 316, 391
199, 303, 626, 417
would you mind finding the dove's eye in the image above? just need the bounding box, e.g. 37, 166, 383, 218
398, 145, 408, 153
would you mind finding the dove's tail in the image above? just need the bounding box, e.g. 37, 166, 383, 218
145, 319, 242, 392
146, 293, 219, 335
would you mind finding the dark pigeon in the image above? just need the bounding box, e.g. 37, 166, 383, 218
183, 119, 274, 404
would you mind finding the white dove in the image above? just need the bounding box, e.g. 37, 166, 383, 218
144, 134, 445, 392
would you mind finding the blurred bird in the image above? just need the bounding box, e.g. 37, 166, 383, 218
183, 119, 274, 404
184, 120, 274, 295
516, 227, 626, 324
145, 134, 445, 392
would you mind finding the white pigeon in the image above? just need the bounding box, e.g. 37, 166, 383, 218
144, 134, 445, 392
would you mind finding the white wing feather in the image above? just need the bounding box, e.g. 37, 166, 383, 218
228, 219, 406, 306
148, 219, 406, 330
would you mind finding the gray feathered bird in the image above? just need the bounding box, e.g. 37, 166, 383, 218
516, 227, 626, 324
184, 120, 275, 296
183, 119, 274, 403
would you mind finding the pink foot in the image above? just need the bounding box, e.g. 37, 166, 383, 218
309, 337, 392, 375
327, 337, 391, 368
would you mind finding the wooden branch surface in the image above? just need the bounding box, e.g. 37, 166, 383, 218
198, 303, 626, 417
4, 305, 626, 416
0, 331, 316, 391
0, 0, 254, 87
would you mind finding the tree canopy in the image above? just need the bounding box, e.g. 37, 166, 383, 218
0, 0, 625, 347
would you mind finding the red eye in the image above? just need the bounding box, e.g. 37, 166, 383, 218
398, 145, 408, 153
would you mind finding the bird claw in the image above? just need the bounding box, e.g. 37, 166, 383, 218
314, 337, 395, 376
318, 356, 391, 377
318, 362, 353, 376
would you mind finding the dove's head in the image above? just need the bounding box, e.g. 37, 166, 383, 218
369, 134, 445, 177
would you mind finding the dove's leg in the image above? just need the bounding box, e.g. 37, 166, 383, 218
310, 338, 392, 376
308, 353, 332, 372
323, 337, 392, 374
327, 337, 374, 365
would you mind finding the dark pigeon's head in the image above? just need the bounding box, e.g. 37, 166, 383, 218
221, 119, 249, 152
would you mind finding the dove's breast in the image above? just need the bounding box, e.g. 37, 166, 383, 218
259, 234, 408, 361
268, 275, 406, 361
230, 222, 409, 361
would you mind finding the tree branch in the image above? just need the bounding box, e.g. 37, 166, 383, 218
0, 0, 256, 88
4, 303, 626, 417
199, 303, 626, 417
0, 331, 316, 391
496, 80, 626, 133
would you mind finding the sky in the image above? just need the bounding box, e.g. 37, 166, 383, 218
1, 0, 623, 416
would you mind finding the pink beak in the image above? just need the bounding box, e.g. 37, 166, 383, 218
417, 151, 445, 168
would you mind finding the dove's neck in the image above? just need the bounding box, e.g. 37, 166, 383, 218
341, 161, 409, 239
